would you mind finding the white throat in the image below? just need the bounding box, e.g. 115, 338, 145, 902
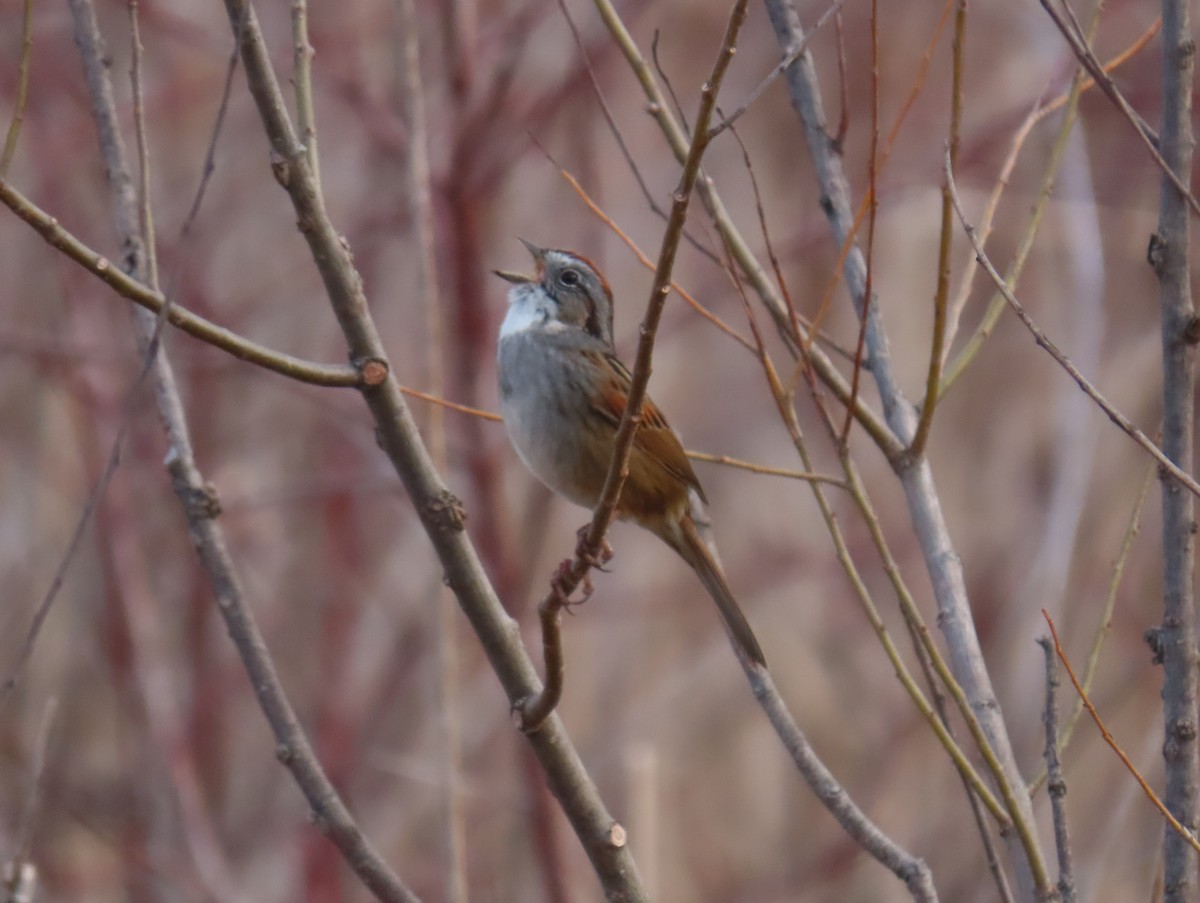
499, 286, 564, 338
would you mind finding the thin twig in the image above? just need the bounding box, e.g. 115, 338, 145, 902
708, 0, 844, 139
222, 0, 649, 893
4, 697, 56, 902
1044, 613, 1200, 857
1029, 459, 1155, 793
762, 3, 1050, 894
395, 0, 467, 896
553, 0, 720, 265
945, 152, 1200, 500
395, 385, 845, 484
940, 3, 1121, 394
291, 0, 319, 183
650, 31, 690, 138
837, 0, 881, 448
179, 14, 245, 237
68, 0, 421, 899
1039, 637, 1077, 903
518, 0, 752, 732
593, 0, 903, 461
0, 177, 361, 387
0, 337, 153, 700
684, 451, 842, 485
908, 0, 964, 457
1038, 0, 1200, 219
727, 251, 940, 900
398, 386, 501, 421
0, 0, 34, 177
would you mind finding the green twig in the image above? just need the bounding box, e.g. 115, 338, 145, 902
909, 0, 965, 456
940, 5, 1100, 397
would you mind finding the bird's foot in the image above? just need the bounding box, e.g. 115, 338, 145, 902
574, 524, 614, 572
549, 559, 592, 613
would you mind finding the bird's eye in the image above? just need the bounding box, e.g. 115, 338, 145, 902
559, 268, 581, 287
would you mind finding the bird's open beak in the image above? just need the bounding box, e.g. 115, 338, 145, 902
493, 268, 530, 283
492, 238, 546, 284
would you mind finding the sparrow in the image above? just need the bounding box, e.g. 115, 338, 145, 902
494, 240, 765, 667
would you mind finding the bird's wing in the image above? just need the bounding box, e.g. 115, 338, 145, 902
587, 350, 708, 504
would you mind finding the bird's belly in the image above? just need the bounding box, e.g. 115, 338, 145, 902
498, 339, 609, 509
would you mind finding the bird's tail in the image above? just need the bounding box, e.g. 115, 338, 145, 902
666, 513, 767, 668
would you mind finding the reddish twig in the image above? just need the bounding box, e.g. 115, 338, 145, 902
517, 0, 752, 731
1043, 612, 1200, 857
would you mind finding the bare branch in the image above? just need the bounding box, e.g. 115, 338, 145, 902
944, 152, 1200, 501
1045, 613, 1200, 858
908, 0, 964, 457
0, 0, 33, 177
518, 0, 752, 731
1038, 637, 1077, 903
592, 0, 903, 460
749, 666, 939, 902
1037, 0, 1200, 218
65, 0, 421, 898
0, 177, 361, 387
708, 0, 844, 139
724, 231, 942, 900
762, 2, 1050, 894
291, 0, 319, 182
217, 0, 650, 894
1150, 0, 1198, 896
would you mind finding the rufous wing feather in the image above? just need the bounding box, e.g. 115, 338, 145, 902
589, 352, 707, 504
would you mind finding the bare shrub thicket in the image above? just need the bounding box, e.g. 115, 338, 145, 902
0, 0, 1193, 901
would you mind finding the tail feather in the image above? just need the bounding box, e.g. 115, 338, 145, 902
671, 515, 767, 667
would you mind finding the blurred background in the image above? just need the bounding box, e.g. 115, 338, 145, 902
0, 0, 1182, 900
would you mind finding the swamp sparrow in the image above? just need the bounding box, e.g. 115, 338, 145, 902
494, 240, 766, 667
